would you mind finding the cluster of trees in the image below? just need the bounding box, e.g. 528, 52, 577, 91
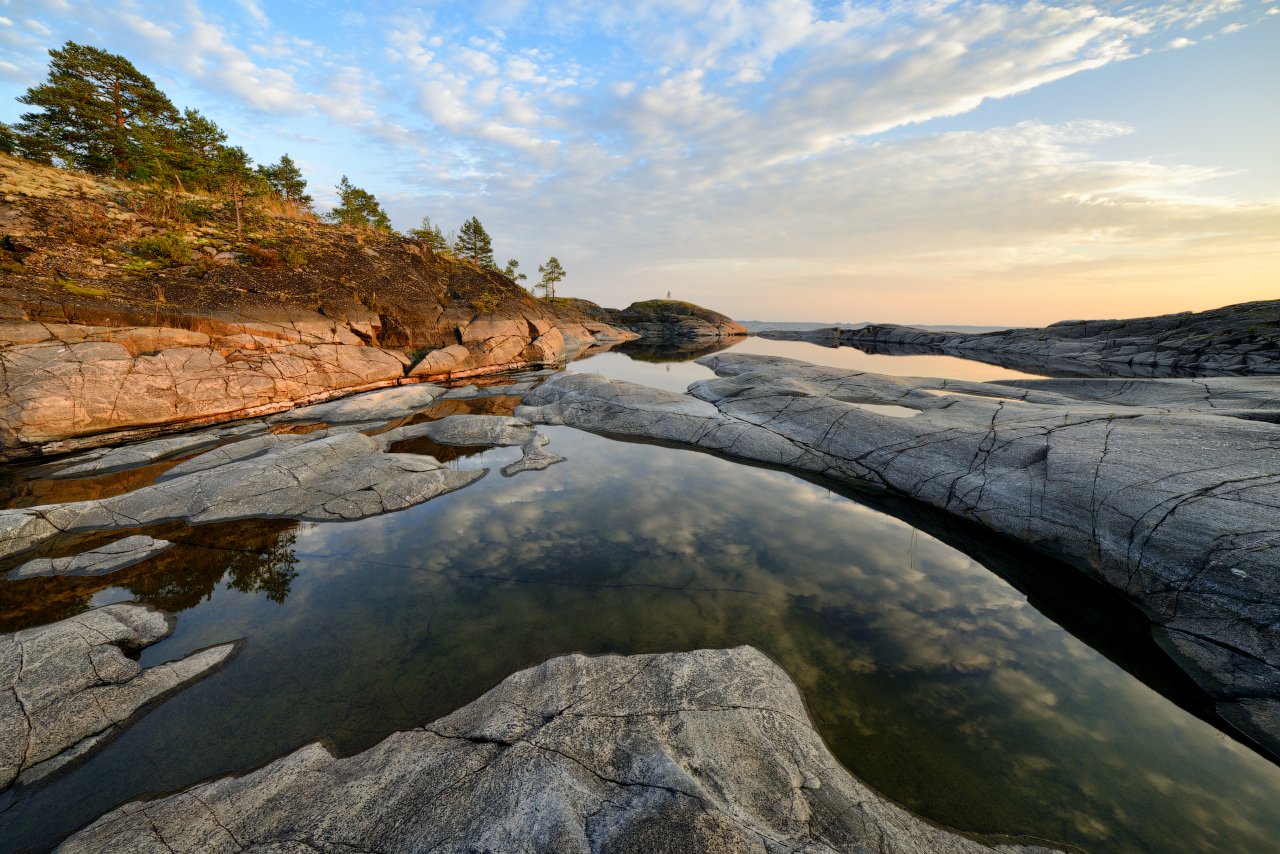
405, 213, 565, 297
3, 42, 312, 215
3, 41, 568, 296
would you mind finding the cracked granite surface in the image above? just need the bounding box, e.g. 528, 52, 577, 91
0, 603, 236, 791
57, 646, 1049, 854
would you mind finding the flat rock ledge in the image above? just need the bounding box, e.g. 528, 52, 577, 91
0, 428, 486, 561
59, 647, 1048, 854
7, 535, 173, 579
1, 603, 236, 790
517, 353, 1280, 756
0, 311, 632, 462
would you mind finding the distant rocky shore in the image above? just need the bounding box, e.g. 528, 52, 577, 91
757, 299, 1280, 378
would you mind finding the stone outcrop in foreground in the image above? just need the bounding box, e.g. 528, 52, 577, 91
60, 646, 1046, 853
517, 354, 1280, 756
759, 300, 1280, 377
1, 603, 235, 790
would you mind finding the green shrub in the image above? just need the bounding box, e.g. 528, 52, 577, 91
470, 292, 501, 313
177, 198, 217, 225
130, 232, 191, 265
280, 244, 307, 268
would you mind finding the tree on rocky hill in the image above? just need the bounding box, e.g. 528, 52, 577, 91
408, 215, 448, 251
15, 41, 179, 178
167, 108, 227, 188
328, 175, 392, 232
503, 258, 528, 285
215, 145, 266, 239
454, 217, 495, 267
537, 256, 565, 299
259, 153, 312, 210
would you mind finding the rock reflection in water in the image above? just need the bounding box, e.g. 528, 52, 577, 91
0, 455, 199, 510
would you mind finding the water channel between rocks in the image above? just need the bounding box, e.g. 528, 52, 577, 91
1, 337, 1278, 853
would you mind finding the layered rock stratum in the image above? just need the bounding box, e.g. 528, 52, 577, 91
518, 353, 1280, 756
58, 646, 1049, 854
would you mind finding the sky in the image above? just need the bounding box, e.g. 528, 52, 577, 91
0, 0, 1277, 325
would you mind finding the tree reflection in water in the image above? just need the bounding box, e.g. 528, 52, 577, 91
0, 517, 300, 631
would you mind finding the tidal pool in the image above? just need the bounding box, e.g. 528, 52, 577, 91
1, 341, 1277, 853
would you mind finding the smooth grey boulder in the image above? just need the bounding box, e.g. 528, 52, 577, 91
0, 431, 485, 560
7, 535, 173, 579
517, 354, 1280, 756
59, 647, 1047, 853
378, 415, 565, 477
0, 603, 236, 790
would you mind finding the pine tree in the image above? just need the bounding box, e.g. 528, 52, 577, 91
168, 108, 227, 189
214, 145, 264, 240
258, 153, 312, 209
454, 217, 495, 268
0, 123, 16, 156
537, 256, 565, 299
503, 258, 528, 284
408, 215, 448, 251
328, 176, 392, 231
15, 41, 179, 178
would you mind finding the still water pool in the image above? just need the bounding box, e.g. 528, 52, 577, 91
1, 339, 1277, 852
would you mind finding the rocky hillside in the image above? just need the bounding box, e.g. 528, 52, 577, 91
0, 154, 647, 460
759, 300, 1280, 377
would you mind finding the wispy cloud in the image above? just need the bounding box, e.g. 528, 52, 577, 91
1, 0, 1275, 322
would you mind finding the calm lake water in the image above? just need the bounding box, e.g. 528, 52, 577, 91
1, 338, 1278, 852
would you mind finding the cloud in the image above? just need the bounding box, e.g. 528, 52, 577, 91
2, 0, 1272, 323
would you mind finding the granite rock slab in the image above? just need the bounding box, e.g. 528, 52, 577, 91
0, 603, 236, 790
59, 647, 1048, 854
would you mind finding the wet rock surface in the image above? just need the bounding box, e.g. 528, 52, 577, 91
758, 299, 1280, 378
0, 430, 487, 559
382, 413, 535, 448
7, 535, 172, 579
58, 646, 1047, 854
501, 432, 566, 476
0, 603, 236, 790
518, 353, 1280, 756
